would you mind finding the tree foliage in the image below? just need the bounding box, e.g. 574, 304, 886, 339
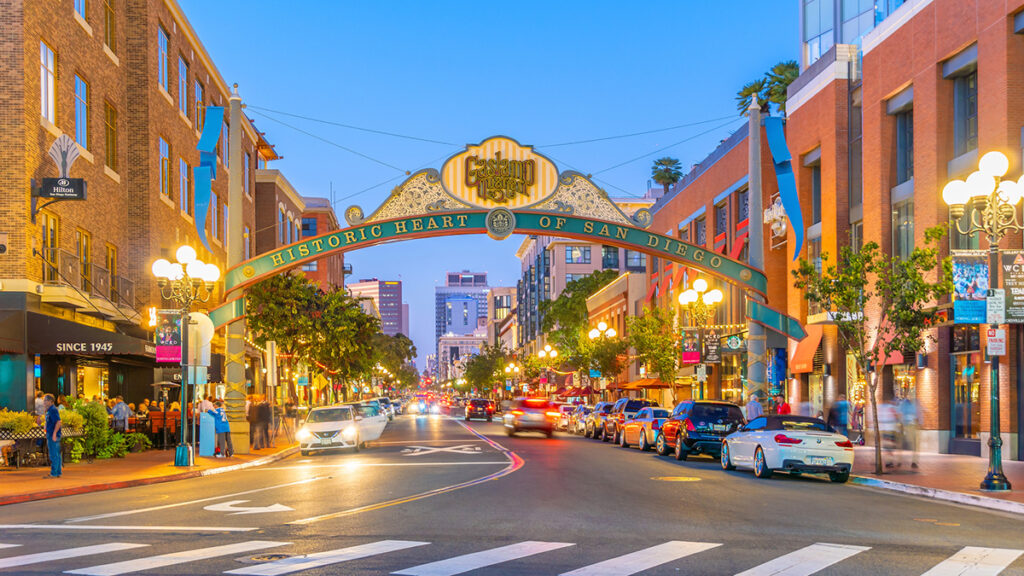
245, 273, 319, 356
312, 288, 380, 384
650, 157, 683, 196
627, 306, 681, 385
793, 226, 952, 474
463, 344, 510, 391
539, 269, 620, 374
736, 60, 799, 115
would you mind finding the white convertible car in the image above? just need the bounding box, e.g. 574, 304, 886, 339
720, 414, 854, 483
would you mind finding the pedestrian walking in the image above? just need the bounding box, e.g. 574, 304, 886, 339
256, 398, 272, 449
207, 400, 233, 457
246, 395, 257, 449
745, 393, 763, 421
899, 396, 920, 469
34, 390, 45, 423
43, 394, 62, 478
774, 394, 791, 415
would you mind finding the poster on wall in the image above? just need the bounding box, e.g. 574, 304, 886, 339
681, 329, 701, 364
952, 250, 988, 324
703, 329, 721, 363
155, 310, 182, 363
1002, 250, 1024, 323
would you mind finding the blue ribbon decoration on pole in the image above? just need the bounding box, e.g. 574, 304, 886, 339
763, 116, 805, 261
193, 106, 224, 253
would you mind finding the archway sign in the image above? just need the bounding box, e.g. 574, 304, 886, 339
209, 136, 776, 331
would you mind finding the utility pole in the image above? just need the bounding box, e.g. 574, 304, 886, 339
745, 100, 768, 403
225, 85, 249, 452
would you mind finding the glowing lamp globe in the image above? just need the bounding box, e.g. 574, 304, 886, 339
185, 261, 205, 279
589, 328, 601, 339
966, 171, 996, 198
151, 258, 171, 278
538, 350, 547, 358
693, 278, 708, 293
942, 179, 969, 207
605, 328, 617, 338
979, 151, 1009, 178
168, 263, 185, 281
203, 263, 221, 282
175, 245, 197, 265
549, 350, 558, 358
597, 321, 608, 332
544, 344, 552, 352
997, 180, 1022, 205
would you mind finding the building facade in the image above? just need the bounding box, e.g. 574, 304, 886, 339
437, 332, 486, 383
348, 278, 404, 336
434, 270, 489, 356
299, 197, 345, 290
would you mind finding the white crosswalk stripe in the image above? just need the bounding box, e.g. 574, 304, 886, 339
392, 541, 574, 576
225, 540, 430, 576
734, 543, 870, 576
63, 540, 288, 576
920, 547, 1024, 576
0, 545, 19, 550
0, 544, 148, 570
560, 541, 721, 576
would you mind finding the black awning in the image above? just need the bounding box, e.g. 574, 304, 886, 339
27, 312, 155, 358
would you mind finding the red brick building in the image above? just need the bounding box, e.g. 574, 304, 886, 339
299, 197, 346, 290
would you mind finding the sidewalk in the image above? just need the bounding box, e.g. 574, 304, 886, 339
851, 446, 1024, 515
0, 442, 297, 506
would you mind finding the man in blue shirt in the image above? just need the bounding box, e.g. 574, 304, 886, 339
110, 396, 131, 432
43, 394, 62, 478
207, 400, 233, 457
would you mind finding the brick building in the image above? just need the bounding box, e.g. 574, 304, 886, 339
0, 0, 279, 410
299, 197, 346, 290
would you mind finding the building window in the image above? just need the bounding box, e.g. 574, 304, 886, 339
849, 88, 863, 209
211, 192, 219, 240
178, 158, 191, 214
41, 213, 59, 283
243, 225, 251, 260
896, 110, 913, 184
601, 245, 618, 268
803, 0, 834, 66
105, 244, 117, 302
159, 137, 171, 198
76, 229, 91, 292
243, 151, 251, 196
565, 246, 591, 264
279, 210, 286, 244
74, 75, 88, 149
736, 188, 749, 224
694, 217, 706, 246
40, 41, 56, 123
157, 26, 169, 92
625, 250, 646, 268
223, 204, 228, 243
892, 200, 914, 261
287, 218, 294, 244
302, 261, 319, 272
74, 0, 86, 19
177, 56, 188, 116
715, 201, 728, 236
566, 273, 588, 283
850, 220, 863, 253
103, 0, 116, 53
302, 217, 317, 236
841, 0, 876, 45
954, 71, 978, 156
811, 164, 822, 225
103, 102, 117, 171
221, 122, 229, 164
194, 81, 204, 128
952, 201, 981, 250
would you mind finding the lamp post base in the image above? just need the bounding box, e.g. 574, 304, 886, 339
173, 443, 194, 467
981, 472, 1012, 491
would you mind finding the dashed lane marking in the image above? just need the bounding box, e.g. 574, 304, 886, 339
650, 476, 702, 482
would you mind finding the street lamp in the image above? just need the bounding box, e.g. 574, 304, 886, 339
537, 344, 559, 360
152, 245, 220, 467
588, 321, 617, 340
942, 150, 1020, 491
678, 278, 724, 401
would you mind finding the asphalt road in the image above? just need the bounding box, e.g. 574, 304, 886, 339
1, 413, 1023, 575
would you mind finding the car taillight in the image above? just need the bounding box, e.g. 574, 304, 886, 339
835, 440, 854, 448
774, 434, 803, 445
545, 411, 560, 418
684, 419, 695, 432
511, 410, 524, 416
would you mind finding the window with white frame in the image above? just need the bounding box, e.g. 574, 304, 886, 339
178, 158, 191, 214
211, 192, 219, 240
565, 245, 590, 264
159, 137, 171, 198
74, 75, 88, 149
74, 0, 87, 20
194, 80, 204, 127
40, 41, 56, 123
157, 27, 169, 92
177, 56, 188, 116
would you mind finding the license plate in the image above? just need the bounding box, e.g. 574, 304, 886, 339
712, 424, 728, 432
524, 413, 540, 421
807, 456, 833, 466
319, 437, 332, 446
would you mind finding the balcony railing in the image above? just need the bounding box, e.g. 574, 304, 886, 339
115, 276, 134, 307
42, 249, 81, 289
89, 264, 110, 299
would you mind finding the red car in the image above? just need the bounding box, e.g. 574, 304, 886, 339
619, 407, 672, 451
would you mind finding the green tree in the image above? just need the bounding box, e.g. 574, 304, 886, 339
372, 333, 417, 376
246, 273, 319, 358
309, 287, 380, 400
793, 226, 952, 474
736, 60, 799, 115
588, 335, 629, 381
650, 157, 683, 196
627, 306, 681, 389
463, 344, 509, 391
735, 78, 768, 114
539, 269, 619, 374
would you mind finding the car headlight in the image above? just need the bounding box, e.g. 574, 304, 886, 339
297, 428, 312, 442
342, 426, 357, 439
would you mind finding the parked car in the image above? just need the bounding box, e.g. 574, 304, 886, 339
465, 398, 495, 421
619, 407, 671, 451
568, 405, 593, 435
656, 400, 744, 461
602, 398, 654, 444
502, 397, 558, 437
720, 414, 854, 483
391, 398, 404, 415
345, 401, 389, 443
584, 401, 615, 439
297, 405, 363, 456
375, 397, 395, 420
556, 405, 576, 431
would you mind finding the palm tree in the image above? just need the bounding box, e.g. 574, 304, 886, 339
735, 78, 768, 115
766, 60, 799, 114
651, 157, 683, 196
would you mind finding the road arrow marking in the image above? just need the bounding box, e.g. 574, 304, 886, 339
203, 500, 294, 515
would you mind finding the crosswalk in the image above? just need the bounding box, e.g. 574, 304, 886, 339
0, 539, 1020, 575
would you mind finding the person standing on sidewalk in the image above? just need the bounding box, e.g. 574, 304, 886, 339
207, 400, 233, 457
43, 394, 61, 478
256, 398, 272, 450
745, 392, 763, 421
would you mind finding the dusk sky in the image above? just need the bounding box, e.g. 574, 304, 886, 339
179, 1, 796, 368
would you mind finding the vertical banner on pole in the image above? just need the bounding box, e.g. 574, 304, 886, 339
1001, 250, 1024, 323
155, 310, 182, 363
952, 250, 989, 323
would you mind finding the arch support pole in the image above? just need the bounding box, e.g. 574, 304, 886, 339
745, 101, 768, 402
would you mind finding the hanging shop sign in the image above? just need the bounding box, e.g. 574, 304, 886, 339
681, 329, 701, 364
37, 177, 86, 200
952, 250, 988, 324
1001, 250, 1024, 323
703, 328, 721, 364
155, 309, 182, 363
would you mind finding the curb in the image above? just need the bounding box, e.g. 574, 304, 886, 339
0, 446, 298, 507
850, 474, 1024, 516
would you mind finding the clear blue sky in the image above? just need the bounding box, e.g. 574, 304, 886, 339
179, 1, 796, 369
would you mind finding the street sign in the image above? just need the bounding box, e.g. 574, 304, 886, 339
695, 364, 707, 383
1002, 250, 1024, 323
987, 328, 1007, 356
987, 289, 1006, 324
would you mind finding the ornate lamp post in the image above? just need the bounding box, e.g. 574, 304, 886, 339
538, 345, 559, 394
151, 245, 220, 467
504, 362, 521, 393
678, 278, 723, 400
588, 321, 617, 341
942, 150, 1021, 491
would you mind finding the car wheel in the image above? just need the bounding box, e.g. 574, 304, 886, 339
300, 450, 310, 457
487, 416, 492, 422
656, 433, 669, 456
619, 430, 629, 448
583, 424, 591, 438
674, 436, 688, 461
721, 442, 735, 470
545, 429, 554, 439
829, 471, 850, 483
639, 432, 650, 452
506, 427, 515, 437
601, 427, 609, 442
353, 439, 361, 453
753, 447, 772, 479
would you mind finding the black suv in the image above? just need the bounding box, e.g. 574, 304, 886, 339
584, 401, 614, 439
602, 398, 654, 444
656, 400, 745, 461
464, 398, 494, 421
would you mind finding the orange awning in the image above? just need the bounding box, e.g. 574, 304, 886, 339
876, 331, 905, 366
790, 324, 823, 374
629, 378, 672, 389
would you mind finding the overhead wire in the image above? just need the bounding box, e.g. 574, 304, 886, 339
247, 104, 460, 147
538, 114, 737, 147
590, 117, 744, 176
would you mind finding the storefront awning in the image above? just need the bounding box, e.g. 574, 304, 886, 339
790, 324, 823, 374
628, 378, 672, 389
27, 312, 155, 358
876, 331, 905, 366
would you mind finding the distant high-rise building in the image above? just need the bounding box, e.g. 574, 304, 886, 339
435, 271, 489, 356
348, 278, 404, 336
401, 303, 410, 337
